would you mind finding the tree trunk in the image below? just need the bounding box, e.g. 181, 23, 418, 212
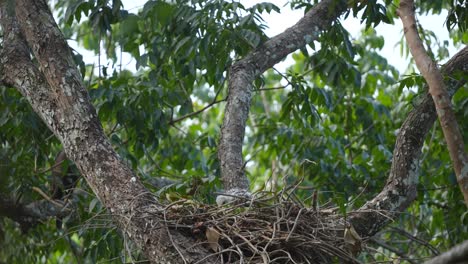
0, 0, 215, 262
219, 0, 349, 191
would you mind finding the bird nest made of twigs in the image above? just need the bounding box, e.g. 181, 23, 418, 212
161, 192, 363, 264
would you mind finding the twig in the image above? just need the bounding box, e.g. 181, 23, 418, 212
35, 159, 66, 175
163, 202, 188, 264
169, 98, 226, 125
256, 86, 288, 91
169, 79, 227, 125
344, 123, 375, 149
286, 208, 304, 241
390, 227, 439, 255
32, 186, 66, 208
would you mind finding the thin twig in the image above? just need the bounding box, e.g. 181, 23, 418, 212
35, 159, 66, 175
32, 186, 66, 208
170, 79, 227, 125
256, 86, 288, 91
344, 123, 375, 149
390, 227, 440, 255
169, 98, 226, 125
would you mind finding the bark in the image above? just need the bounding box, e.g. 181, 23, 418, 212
0, 0, 215, 262
424, 240, 468, 264
219, 0, 349, 191
350, 46, 468, 237
398, 0, 468, 205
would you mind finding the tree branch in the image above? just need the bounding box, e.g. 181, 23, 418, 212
350, 46, 468, 237
218, 0, 350, 191
423, 240, 468, 264
370, 238, 417, 264
0, 193, 68, 232
169, 98, 226, 125
398, 0, 468, 205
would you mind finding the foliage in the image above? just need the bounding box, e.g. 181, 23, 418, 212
0, 0, 466, 262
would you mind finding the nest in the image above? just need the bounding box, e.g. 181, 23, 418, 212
162, 192, 363, 263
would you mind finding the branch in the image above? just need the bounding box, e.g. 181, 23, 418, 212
344, 123, 375, 149
398, 0, 468, 205
256, 86, 288, 91
218, 0, 350, 191
370, 238, 417, 264
390, 227, 440, 255
0, 192, 69, 232
423, 240, 468, 264
350, 46, 468, 237
169, 98, 226, 125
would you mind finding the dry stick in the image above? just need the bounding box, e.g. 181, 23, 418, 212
32, 186, 66, 208
219, 232, 244, 263
286, 208, 305, 242
398, 0, 468, 205
232, 230, 261, 260
163, 202, 188, 264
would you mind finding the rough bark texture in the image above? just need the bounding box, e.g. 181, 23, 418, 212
398, 0, 468, 205
219, 0, 349, 191
0, 0, 215, 262
350, 46, 468, 237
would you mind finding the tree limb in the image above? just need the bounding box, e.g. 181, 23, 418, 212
398, 0, 468, 205
350, 45, 468, 237
218, 0, 350, 191
0, 192, 68, 232
424, 240, 468, 264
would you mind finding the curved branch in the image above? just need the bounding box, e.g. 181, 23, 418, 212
350, 45, 468, 237
0, 1, 215, 262
219, 0, 349, 190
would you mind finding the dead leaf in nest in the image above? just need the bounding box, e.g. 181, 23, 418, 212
206, 226, 220, 252
344, 224, 362, 256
